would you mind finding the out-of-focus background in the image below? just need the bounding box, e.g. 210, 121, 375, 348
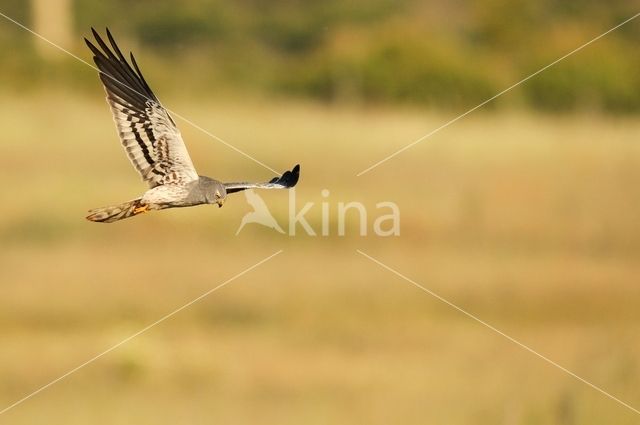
1, 1, 640, 424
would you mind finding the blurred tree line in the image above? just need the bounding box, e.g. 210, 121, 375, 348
2, 0, 640, 112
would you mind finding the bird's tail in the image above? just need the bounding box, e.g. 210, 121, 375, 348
86, 198, 148, 223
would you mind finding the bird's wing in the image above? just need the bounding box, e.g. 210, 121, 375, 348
85, 28, 198, 188
224, 164, 300, 194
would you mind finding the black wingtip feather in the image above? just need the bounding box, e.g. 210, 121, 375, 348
84, 37, 101, 57
129, 52, 153, 94
86, 28, 159, 104
84, 37, 93, 51
94, 30, 118, 61
106, 28, 126, 62
270, 164, 300, 188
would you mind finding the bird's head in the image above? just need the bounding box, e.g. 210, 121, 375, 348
213, 184, 227, 208
201, 178, 227, 207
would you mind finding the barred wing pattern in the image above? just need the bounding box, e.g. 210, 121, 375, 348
224, 164, 300, 194
85, 28, 198, 188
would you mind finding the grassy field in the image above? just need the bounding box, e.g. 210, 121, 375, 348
1, 92, 639, 424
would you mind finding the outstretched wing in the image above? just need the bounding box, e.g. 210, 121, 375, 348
224, 164, 300, 194
85, 28, 198, 188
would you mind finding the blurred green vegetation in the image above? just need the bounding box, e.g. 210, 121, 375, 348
2, 0, 640, 111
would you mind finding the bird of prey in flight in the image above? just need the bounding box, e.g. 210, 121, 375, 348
84, 28, 299, 223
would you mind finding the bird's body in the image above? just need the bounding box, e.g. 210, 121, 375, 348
87, 177, 223, 222
84, 28, 299, 223
141, 177, 222, 207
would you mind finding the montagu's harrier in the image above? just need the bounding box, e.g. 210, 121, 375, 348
84, 28, 299, 223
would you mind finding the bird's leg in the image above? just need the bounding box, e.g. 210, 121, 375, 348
133, 204, 150, 214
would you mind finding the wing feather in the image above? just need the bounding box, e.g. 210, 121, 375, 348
224, 164, 300, 194
86, 28, 198, 188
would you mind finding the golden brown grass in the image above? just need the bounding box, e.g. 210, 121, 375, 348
0, 92, 639, 424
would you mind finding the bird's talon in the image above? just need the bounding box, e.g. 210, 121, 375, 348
133, 205, 149, 214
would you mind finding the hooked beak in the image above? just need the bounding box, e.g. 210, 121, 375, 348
216, 198, 225, 208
